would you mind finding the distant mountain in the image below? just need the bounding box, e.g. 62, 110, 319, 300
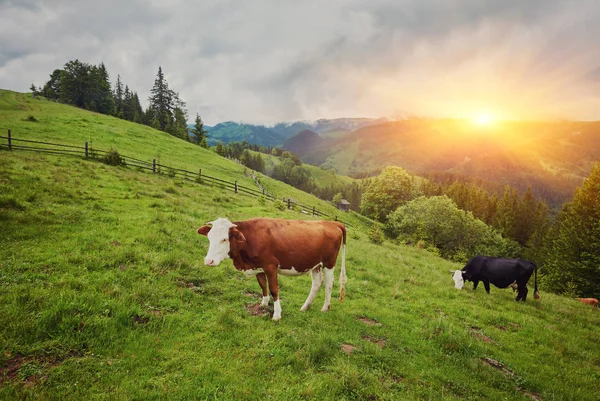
314, 119, 600, 206
282, 129, 333, 165
270, 118, 389, 140
203, 121, 285, 147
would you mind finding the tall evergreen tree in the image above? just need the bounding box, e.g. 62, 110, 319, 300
148, 66, 174, 131
91, 63, 115, 115
542, 163, 600, 297
493, 185, 519, 239
114, 74, 124, 117
191, 113, 208, 147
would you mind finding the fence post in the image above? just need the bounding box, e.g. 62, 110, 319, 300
234, 181, 238, 193
7, 130, 11, 151
152, 159, 156, 173
198, 168, 202, 181
287, 198, 291, 209
85, 142, 88, 158
312, 206, 316, 216
335, 215, 338, 222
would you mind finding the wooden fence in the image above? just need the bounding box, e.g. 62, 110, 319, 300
1, 130, 351, 226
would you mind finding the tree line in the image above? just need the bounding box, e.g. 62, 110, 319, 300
31, 60, 209, 147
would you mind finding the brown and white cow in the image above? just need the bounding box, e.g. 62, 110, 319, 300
197, 217, 347, 321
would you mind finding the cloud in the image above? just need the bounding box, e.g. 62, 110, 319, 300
1, 0, 600, 124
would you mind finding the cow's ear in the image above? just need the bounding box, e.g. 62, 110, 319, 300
198, 225, 212, 236
230, 227, 246, 242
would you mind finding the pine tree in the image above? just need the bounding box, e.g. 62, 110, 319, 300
123, 85, 133, 120
148, 66, 174, 131
114, 74, 124, 116
216, 142, 226, 156
191, 113, 208, 147
493, 185, 519, 239
92, 63, 115, 115
543, 163, 600, 297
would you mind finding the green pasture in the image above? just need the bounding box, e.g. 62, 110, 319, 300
1, 90, 599, 400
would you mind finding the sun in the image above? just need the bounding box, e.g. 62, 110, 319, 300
473, 113, 493, 126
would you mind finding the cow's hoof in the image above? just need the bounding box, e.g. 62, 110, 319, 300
321, 305, 331, 312
272, 315, 281, 321
300, 305, 310, 312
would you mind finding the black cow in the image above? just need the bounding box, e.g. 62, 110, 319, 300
450, 256, 539, 301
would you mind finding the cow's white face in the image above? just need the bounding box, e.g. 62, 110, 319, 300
452, 270, 465, 289
198, 218, 237, 266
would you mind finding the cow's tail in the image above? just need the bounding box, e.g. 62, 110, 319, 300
338, 224, 348, 302
533, 263, 540, 299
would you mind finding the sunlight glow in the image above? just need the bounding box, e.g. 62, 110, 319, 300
473, 113, 493, 126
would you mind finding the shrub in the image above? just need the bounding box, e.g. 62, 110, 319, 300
25, 115, 38, 122
274, 199, 286, 211
386, 195, 516, 262
368, 225, 385, 245
101, 148, 125, 166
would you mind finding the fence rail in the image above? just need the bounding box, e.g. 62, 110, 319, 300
0, 130, 351, 227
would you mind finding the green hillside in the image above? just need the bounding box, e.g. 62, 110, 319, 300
0, 90, 359, 226
1, 90, 600, 400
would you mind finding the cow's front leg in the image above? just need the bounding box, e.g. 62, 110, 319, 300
256, 273, 269, 307
472, 280, 479, 290
483, 280, 491, 294
265, 267, 281, 321
321, 267, 335, 312
301, 268, 323, 311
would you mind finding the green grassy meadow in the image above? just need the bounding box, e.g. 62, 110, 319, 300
1, 90, 600, 400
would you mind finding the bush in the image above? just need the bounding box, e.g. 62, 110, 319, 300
386, 196, 516, 262
25, 115, 38, 122
368, 225, 385, 245
274, 199, 286, 211
101, 148, 125, 166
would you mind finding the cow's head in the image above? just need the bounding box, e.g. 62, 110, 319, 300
449, 270, 466, 289
197, 217, 246, 266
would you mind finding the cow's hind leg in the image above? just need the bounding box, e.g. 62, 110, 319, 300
321, 267, 335, 312
256, 273, 269, 307
301, 268, 322, 311
516, 283, 528, 302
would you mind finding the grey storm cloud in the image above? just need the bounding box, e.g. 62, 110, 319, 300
1, 0, 600, 124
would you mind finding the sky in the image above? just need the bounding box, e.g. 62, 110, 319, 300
1, 0, 600, 125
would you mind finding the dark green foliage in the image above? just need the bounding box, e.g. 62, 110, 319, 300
368, 224, 385, 244
360, 166, 417, 221
101, 148, 125, 166
25, 115, 38, 122
190, 113, 208, 148
542, 163, 600, 297
216, 141, 226, 156
386, 196, 518, 262
240, 150, 265, 173
40, 60, 114, 115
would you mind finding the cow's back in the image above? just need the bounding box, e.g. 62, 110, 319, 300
236, 218, 344, 271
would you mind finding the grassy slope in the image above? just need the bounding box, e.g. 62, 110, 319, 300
0, 91, 599, 400
260, 151, 357, 188
0, 90, 360, 227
